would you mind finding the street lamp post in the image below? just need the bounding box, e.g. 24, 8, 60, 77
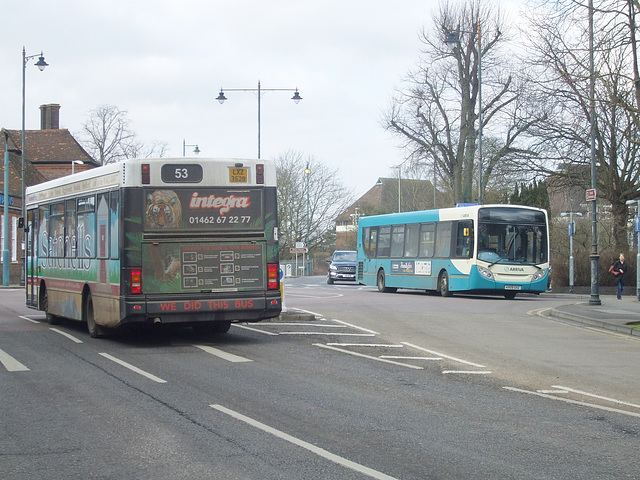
561, 211, 583, 293
445, 23, 483, 204
21, 47, 48, 286
182, 139, 200, 157
71, 160, 84, 175
304, 163, 310, 276
588, 0, 601, 305
216, 81, 302, 159
3, 131, 10, 286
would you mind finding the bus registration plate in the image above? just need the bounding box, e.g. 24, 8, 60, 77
229, 168, 248, 183
505, 285, 521, 290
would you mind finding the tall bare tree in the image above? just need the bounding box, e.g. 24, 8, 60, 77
384, 0, 541, 204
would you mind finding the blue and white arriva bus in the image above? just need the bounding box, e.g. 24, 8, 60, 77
24, 158, 281, 337
357, 204, 549, 299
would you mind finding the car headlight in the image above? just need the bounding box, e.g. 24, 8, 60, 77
532, 268, 547, 282
477, 265, 494, 280
329, 265, 337, 271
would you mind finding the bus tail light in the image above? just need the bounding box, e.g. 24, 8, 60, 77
256, 164, 264, 184
267, 263, 278, 290
130, 268, 142, 294
141, 164, 151, 184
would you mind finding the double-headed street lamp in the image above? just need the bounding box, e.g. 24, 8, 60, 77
216, 81, 302, 159
445, 23, 483, 204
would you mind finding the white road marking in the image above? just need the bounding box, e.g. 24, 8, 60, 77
380, 356, 442, 361
401, 342, 486, 368
503, 386, 640, 419
0, 348, 29, 372
266, 323, 346, 328
552, 385, 640, 410
232, 324, 278, 336
99, 353, 167, 383
314, 343, 423, 370
50, 328, 83, 344
19, 315, 42, 324
194, 345, 252, 363
280, 332, 376, 337
210, 404, 400, 480
442, 370, 492, 375
331, 319, 379, 334
326, 343, 403, 348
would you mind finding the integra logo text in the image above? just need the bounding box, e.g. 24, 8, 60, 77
189, 192, 251, 215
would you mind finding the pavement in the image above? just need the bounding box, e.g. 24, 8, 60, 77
543, 292, 640, 337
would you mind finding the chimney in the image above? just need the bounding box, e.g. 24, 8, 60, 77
40, 104, 61, 130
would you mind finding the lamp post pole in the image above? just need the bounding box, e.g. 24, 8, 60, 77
3, 131, 10, 286
216, 81, 302, 159
21, 47, 48, 287
588, 0, 601, 305
305, 163, 310, 276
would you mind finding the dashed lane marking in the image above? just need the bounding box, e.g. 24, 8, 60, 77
0, 348, 29, 372
194, 345, 252, 363
99, 353, 167, 383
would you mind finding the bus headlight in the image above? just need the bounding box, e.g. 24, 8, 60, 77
532, 268, 547, 282
477, 265, 494, 280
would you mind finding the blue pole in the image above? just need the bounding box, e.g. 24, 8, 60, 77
3, 132, 11, 285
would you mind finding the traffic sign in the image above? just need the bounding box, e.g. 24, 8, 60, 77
586, 188, 596, 201
290, 247, 308, 254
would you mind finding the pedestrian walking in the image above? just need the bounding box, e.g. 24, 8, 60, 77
611, 253, 628, 300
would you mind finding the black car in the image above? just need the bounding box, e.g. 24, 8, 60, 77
327, 250, 357, 284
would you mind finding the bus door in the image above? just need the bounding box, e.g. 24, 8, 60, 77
25, 208, 38, 308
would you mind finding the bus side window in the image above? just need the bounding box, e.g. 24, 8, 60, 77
419, 223, 435, 258
65, 199, 77, 258
376, 226, 391, 257
404, 224, 419, 257
390, 225, 405, 257
435, 222, 452, 258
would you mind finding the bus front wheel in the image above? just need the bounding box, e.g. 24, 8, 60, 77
377, 270, 397, 293
439, 271, 452, 297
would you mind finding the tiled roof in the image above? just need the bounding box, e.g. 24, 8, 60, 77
4, 129, 96, 164
0, 128, 99, 196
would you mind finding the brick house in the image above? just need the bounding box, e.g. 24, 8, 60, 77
0, 104, 98, 284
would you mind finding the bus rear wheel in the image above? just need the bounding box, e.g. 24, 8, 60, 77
85, 293, 107, 338
439, 271, 452, 297
42, 287, 61, 325
377, 270, 397, 293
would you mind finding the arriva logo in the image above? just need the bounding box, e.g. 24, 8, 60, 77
505, 266, 525, 272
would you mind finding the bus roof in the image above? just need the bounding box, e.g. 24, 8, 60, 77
25, 157, 276, 205
358, 204, 547, 227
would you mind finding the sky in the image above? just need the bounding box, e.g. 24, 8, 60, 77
2, 0, 522, 198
